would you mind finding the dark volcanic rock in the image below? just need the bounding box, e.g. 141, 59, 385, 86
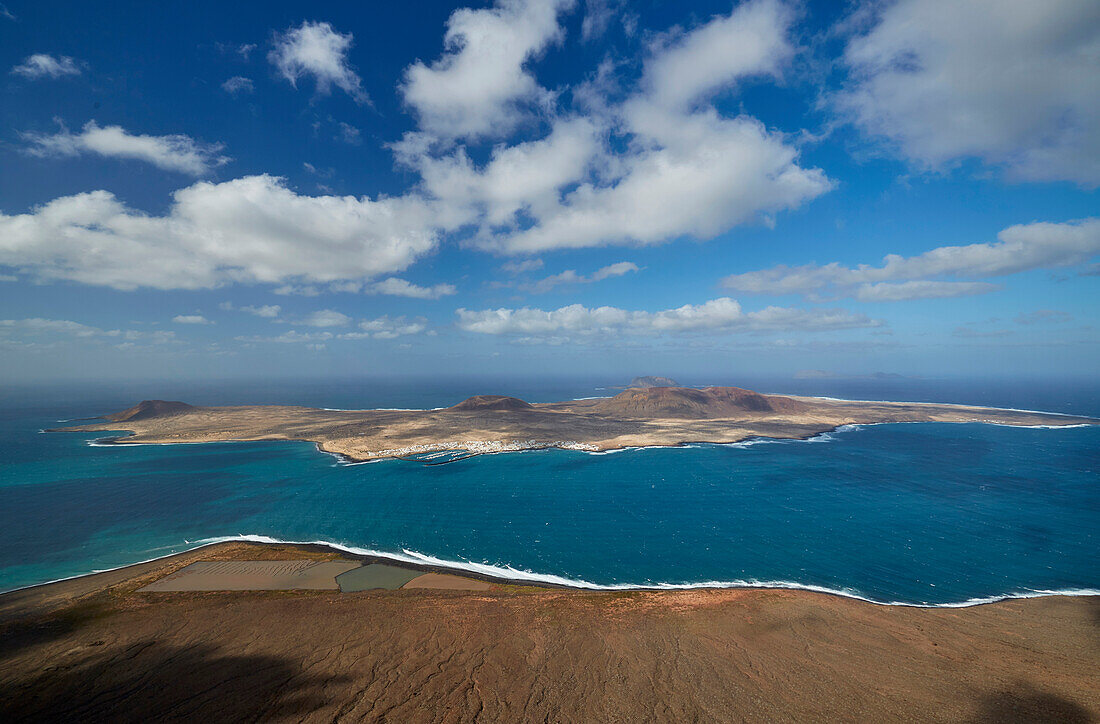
448, 395, 534, 412
106, 400, 196, 422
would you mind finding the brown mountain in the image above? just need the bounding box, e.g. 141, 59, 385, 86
106, 400, 196, 422
448, 395, 534, 412
592, 386, 808, 418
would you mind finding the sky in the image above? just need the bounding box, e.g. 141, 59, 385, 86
0, 0, 1097, 384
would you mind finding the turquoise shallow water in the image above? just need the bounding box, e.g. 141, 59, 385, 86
1, 378, 1097, 604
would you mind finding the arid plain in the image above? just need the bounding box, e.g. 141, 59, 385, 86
57, 385, 1096, 461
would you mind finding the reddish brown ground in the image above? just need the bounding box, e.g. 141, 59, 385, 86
1, 542, 1097, 723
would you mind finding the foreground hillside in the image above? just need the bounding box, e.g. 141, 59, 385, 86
56, 386, 1096, 462
0, 542, 1096, 722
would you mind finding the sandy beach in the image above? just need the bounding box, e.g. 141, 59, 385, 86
1, 541, 1097, 722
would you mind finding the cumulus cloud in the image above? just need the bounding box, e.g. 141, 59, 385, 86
241, 304, 281, 318
523, 261, 638, 293
853, 281, 1000, 302
269, 21, 367, 103
581, 0, 625, 40
11, 54, 81, 79
172, 314, 211, 324
501, 258, 544, 274
399, 116, 603, 231
405, 0, 830, 254
0, 318, 115, 338
4, 0, 829, 293
838, 0, 1100, 186
345, 315, 430, 339
640, 0, 792, 111
336, 122, 361, 145
366, 277, 456, 299
22, 121, 229, 175
721, 218, 1100, 300
296, 309, 352, 328
0, 318, 176, 347
457, 297, 879, 341
221, 76, 254, 95
238, 330, 333, 344
0, 175, 439, 290
401, 0, 573, 139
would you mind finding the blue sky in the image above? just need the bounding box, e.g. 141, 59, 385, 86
1, 0, 1097, 383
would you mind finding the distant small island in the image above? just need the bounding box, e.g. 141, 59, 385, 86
628, 375, 680, 388
54, 386, 1095, 462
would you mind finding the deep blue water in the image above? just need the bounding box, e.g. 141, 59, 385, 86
1, 377, 1097, 605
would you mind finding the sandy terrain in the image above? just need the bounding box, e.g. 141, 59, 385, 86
1, 542, 1096, 722
138, 559, 361, 592
54, 386, 1096, 462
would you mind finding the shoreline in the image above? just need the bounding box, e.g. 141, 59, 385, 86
5, 541, 1096, 721
5, 536, 1098, 609
74, 416, 1094, 465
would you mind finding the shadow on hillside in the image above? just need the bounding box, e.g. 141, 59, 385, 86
0, 599, 111, 660
968, 683, 1093, 723
0, 639, 344, 722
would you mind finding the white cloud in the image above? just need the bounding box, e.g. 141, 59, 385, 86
172, 314, 211, 324
641, 0, 792, 111
590, 261, 638, 280
273, 284, 322, 297
366, 277, 456, 299
221, 76, 254, 95
501, 258, 544, 274
853, 281, 1000, 302
485, 114, 829, 253
838, 0, 1100, 186
721, 218, 1100, 300
0, 318, 115, 338
238, 330, 333, 344
11, 54, 81, 79
416, 0, 831, 254
343, 315, 430, 339
581, 0, 625, 40
401, 0, 574, 139
221, 302, 283, 318
336, 122, 361, 145
269, 21, 367, 103
457, 297, 879, 340
398, 116, 603, 232
303, 162, 333, 178
524, 260, 638, 292
241, 304, 281, 318
22, 121, 228, 175
0, 175, 439, 290
347, 314, 429, 338
0, 318, 176, 347
0, 4, 16, 21
297, 309, 352, 328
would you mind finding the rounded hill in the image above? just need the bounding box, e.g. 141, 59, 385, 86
592, 387, 807, 418
448, 395, 534, 412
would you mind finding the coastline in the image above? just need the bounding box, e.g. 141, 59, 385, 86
50, 385, 1098, 464
74, 414, 1094, 465
3, 540, 1098, 722
5, 536, 1098, 609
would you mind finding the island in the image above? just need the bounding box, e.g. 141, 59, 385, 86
54, 385, 1095, 462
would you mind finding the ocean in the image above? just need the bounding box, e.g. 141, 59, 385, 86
1, 376, 1097, 605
